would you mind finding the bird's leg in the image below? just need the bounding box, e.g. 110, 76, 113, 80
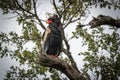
49, 54, 58, 58
54, 54, 58, 57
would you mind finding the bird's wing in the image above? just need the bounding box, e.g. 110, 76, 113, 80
42, 27, 51, 44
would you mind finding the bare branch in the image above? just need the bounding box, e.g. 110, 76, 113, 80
70, 3, 89, 23
36, 54, 86, 80
61, 3, 71, 24
62, 48, 81, 74
32, 0, 37, 15
63, 11, 78, 29
15, 0, 34, 15
3, 15, 18, 19
52, 0, 61, 18
62, 30, 81, 74
88, 15, 120, 28
32, 0, 46, 30
63, 3, 83, 28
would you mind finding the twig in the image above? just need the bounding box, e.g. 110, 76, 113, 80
52, 0, 61, 18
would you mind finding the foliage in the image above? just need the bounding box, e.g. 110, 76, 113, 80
0, 0, 120, 80
73, 26, 120, 80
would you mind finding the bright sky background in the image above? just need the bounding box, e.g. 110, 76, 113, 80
0, 0, 120, 79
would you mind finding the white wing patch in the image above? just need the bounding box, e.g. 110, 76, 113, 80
43, 28, 51, 44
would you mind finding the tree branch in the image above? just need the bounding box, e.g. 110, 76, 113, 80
61, 2, 71, 24
63, 6, 83, 29
70, 3, 88, 23
15, 0, 34, 15
62, 48, 81, 73
36, 54, 86, 80
89, 15, 120, 28
61, 30, 81, 75
52, 0, 61, 18
63, 15, 74, 29
32, 0, 46, 30
15, 0, 46, 30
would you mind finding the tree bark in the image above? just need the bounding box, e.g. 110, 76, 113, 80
88, 15, 120, 28
36, 54, 86, 80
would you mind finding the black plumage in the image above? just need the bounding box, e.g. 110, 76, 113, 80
43, 15, 62, 57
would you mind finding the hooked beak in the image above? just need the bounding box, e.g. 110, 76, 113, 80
46, 20, 52, 24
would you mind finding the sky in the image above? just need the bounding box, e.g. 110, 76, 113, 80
0, 0, 120, 80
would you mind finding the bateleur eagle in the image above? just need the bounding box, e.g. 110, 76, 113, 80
43, 15, 62, 57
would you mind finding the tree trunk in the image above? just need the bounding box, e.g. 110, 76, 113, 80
36, 54, 86, 80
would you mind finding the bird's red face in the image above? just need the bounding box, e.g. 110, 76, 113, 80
46, 19, 53, 24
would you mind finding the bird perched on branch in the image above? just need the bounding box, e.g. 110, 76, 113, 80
42, 15, 62, 58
